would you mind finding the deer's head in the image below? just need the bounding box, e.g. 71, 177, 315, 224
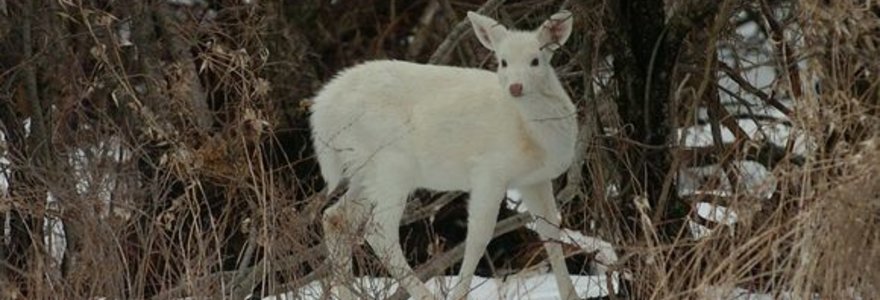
468, 10, 573, 98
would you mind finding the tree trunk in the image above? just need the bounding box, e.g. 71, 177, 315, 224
611, 0, 678, 230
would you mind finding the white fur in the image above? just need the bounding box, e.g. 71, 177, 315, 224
311, 10, 578, 300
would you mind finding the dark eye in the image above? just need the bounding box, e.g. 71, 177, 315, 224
531, 58, 539, 66
501, 59, 508, 67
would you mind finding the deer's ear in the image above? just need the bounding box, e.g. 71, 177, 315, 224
468, 11, 507, 51
537, 10, 573, 51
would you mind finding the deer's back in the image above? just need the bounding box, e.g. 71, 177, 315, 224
310, 60, 543, 190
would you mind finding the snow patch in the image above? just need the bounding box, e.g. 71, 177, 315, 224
561, 229, 618, 274
678, 119, 814, 156
687, 219, 712, 240
118, 20, 133, 47
279, 274, 617, 300
505, 189, 525, 213
678, 160, 776, 200
696, 202, 738, 225
45, 192, 66, 266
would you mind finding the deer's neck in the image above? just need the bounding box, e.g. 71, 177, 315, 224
513, 77, 578, 176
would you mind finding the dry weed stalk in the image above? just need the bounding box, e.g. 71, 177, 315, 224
0, 0, 877, 299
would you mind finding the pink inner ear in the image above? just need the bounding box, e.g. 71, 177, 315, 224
547, 21, 564, 41
479, 27, 491, 43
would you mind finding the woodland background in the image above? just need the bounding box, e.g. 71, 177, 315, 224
0, 0, 878, 299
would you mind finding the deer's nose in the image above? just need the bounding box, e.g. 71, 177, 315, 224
509, 83, 523, 97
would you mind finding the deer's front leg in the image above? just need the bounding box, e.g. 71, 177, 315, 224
451, 177, 506, 300
519, 180, 577, 300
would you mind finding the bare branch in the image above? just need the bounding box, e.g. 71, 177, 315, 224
155, 2, 212, 130
407, 0, 441, 60
718, 61, 793, 116
759, 0, 803, 99
21, 0, 48, 161
427, 0, 507, 65
402, 192, 462, 226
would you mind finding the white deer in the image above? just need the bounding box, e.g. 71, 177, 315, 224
310, 10, 578, 300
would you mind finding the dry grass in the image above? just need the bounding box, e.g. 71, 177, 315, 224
0, 0, 877, 299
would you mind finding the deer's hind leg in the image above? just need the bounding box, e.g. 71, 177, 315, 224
362, 162, 437, 300
323, 183, 368, 300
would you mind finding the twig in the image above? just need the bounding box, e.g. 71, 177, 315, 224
156, 241, 327, 299
427, 0, 507, 64
718, 61, 793, 116
557, 23, 599, 205
759, 0, 802, 99
21, 0, 48, 160
156, 183, 344, 300
401, 192, 462, 226
228, 223, 258, 299
154, 2, 212, 130
680, 139, 801, 168
706, 83, 743, 196
407, 0, 441, 60
557, 119, 592, 205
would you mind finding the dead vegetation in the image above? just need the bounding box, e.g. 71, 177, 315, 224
0, 0, 877, 299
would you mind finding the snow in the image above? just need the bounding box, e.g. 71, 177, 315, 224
1, 130, 8, 242
273, 273, 617, 300
45, 192, 66, 267
317, 190, 617, 299
69, 135, 129, 217
505, 189, 525, 213
673, 18, 813, 246
701, 286, 777, 300
167, 0, 205, 5
687, 202, 739, 239
677, 119, 814, 156
696, 202, 738, 225
0, 9, 821, 300
0, 127, 128, 268
118, 21, 133, 47
507, 188, 621, 283
700, 286, 838, 300
0, 131, 8, 196
560, 229, 618, 272
687, 219, 712, 240
678, 160, 777, 200
735, 21, 761, 41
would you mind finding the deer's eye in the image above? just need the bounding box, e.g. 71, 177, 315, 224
501, 59, 508, 68
531, 58, 539, 66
